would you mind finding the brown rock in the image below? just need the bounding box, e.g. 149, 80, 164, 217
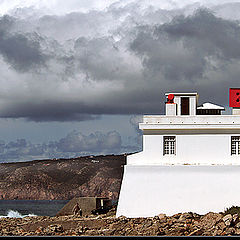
235, 228, 240, 235
236, 222, 240, 229
178, 212, 193, 222
199, 212, 223, 229
117, 215, 128, 223
216, 221, 226, 231
223, 227, 235, 235
233, 214, 239, 225
211, 229, 221, 236
143, 219, 152, 228
172, 213, 182, 219
223, 214, 233, 227
157, 214, 166, 220
45, 224, 64, 234
188, 228, 203, 236
157, 228, 166, 236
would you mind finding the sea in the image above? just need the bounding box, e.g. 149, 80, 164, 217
0, 200, 69, 218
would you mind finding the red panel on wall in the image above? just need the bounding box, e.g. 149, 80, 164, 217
229, 88, 240, 107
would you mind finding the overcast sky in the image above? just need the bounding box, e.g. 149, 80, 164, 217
0, 0, 239, 162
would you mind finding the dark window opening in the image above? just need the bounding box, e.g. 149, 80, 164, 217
181, 97, 189, 115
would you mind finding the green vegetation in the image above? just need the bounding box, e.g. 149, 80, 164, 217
223, 206, 240, 215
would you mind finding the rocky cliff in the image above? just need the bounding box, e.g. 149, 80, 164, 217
0, 154, 126, 200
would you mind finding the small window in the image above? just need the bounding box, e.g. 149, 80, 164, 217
164, 136, 176, 155
231, 136, 240, 155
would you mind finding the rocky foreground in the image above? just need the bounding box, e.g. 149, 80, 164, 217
1, 210, 240, 236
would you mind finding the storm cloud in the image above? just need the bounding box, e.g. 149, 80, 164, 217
0, 2, 240, 121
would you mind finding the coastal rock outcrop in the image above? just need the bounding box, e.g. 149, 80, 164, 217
0, 154, 126, 200
1, 211, 240, 236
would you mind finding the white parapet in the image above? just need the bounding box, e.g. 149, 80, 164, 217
166, 103, 177, 116
116, 165, 240, 218
142, 115, 240, 126
232, 108, 240, 115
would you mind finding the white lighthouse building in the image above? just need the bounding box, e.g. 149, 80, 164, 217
116, 89, 240, 217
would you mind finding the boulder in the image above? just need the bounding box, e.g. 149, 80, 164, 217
233, 214, 239, 225
222, 214, 232, 227
178, 212, 194, 222
200, 213, 223, 229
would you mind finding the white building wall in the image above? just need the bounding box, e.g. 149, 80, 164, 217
177, 135, 230, 163
165, 103, 177, 116
143, 135, 163, 153
128, 134, 240, 165
174, 96, 180, 115
190, 96, 197, 115
116, 165, 240, 218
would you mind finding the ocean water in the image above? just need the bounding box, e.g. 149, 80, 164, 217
0, 200, 69, 218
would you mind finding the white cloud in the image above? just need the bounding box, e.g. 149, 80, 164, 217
0, 0, 118, 16
0, 129, 130, 162
1, 0, 240, 17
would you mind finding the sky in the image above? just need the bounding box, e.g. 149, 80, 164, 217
0, 0, 240, 161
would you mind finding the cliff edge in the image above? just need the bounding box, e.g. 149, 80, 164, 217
0, 154, 126, 200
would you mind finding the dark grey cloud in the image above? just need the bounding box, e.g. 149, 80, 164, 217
0, 32, 45, 71
0, 15, 15, 32
0, 4, 240, 121
0, 102, 100, 122
0, 15, 45, 72
129, 8, 240, 106
160, 9, 240, 59
130, 8, 240, 82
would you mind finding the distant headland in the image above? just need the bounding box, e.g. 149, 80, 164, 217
0, 154, 127, 201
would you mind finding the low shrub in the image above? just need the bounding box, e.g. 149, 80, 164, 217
223, 206, 240, 215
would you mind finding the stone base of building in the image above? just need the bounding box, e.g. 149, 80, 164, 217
116, 165, 240, 218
